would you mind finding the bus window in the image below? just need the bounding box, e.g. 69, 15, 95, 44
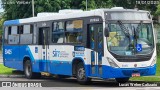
4, 26, 12, 44
30, 25, 33, 34
11, 26, 18, 34
4, 27, 8, 44
65, 20, 83, 43
52, 22, 65, 43
23, 25, 30, 34
33, 24, 36, 44
20, 25, 33, 44
8, 27, 11, 35
18, 25, 23, 34
8, 26, 19, 44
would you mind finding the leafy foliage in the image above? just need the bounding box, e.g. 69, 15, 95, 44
157, 43, 160, 56
156, 4, 160, 15
1, 0, 159, 20
1, 0, 72, 20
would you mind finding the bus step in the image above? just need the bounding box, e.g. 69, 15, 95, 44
41, 72, 51, 76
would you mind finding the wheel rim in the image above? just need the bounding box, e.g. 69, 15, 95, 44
78, 68, 85, 80
25, 62, 31, 76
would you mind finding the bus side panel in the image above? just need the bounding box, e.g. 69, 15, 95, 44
85, 65, 91, 77
3, 45, 42, 73
19, 45, 41, 72
48, 46, 75, 76
49, 60, 72, 75
3, 45, 21, 70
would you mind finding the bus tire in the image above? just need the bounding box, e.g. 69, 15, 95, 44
24, 60, 41, 79
115, 78, 129, 83
76, 62, 91, 84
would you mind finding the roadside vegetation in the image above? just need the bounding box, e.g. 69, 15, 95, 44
0, 64, 13, 75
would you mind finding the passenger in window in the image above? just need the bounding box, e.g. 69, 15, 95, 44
77, 35, 83, 43
53, 33, 64, 43
67, 33, 76, 43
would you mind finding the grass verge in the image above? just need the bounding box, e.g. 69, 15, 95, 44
0, 64, 13, 75
130, 77, 160, 82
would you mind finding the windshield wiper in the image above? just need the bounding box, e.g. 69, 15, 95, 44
117, 20, 130, 38
134, 21, 143, 39
133, 21, 143, 53
117, 20, 135, 52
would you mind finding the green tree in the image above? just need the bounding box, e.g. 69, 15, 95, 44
2, 0, 72, 20
95, 0, 113, 8
81, 0, 96, 10
35, 0, 71, 13
2, 0, 32, 20
1, 0, 159, 20
71, 0, 82, 9
156, 4, 160, 15
71, 0, 96, 10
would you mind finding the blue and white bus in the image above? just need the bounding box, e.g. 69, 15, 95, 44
3, 7, 156, 84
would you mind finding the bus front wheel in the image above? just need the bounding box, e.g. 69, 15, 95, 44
76, 62, 91, 84
24, 60, 41, 79
115, 78, 129, 83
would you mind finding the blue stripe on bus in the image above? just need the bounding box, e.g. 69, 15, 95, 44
102, 64, 156, 79
4, 19, 20, 26
49, 60, 72, 75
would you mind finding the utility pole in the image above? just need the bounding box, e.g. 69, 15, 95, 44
32, 0, 35, 17
86, 0, 87, 11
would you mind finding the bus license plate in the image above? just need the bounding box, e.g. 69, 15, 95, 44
132, 73, 140, 77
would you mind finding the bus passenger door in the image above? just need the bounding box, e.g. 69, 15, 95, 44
39, 27, 50, 72
88, 24, 103, 77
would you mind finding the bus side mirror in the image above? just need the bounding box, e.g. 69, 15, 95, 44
105, 27, 109, 37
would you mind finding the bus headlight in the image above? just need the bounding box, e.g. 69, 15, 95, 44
150, 56, 157, 66
107, 57, 119, 68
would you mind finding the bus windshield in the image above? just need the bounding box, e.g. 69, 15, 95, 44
107, 22, 154, 56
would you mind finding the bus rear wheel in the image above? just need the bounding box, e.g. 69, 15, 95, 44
115, 78, 129, 83
76, 62, 91, 84
24, 60, 41, 79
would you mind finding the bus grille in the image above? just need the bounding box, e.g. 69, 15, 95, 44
110, 52, 153, 62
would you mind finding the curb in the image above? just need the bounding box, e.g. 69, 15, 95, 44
0, 75, 25, 78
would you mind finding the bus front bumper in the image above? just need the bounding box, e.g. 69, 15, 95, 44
102, 64, 156, 79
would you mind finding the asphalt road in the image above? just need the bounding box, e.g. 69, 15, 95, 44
0, 77, 160, 90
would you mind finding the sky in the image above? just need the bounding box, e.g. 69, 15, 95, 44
0, 0, 4, 12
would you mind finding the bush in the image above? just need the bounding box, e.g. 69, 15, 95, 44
157, 43, 160, 55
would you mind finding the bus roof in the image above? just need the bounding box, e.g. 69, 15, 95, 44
4, 8, 149, 26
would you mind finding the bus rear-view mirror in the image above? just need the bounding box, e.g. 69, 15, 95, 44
105, 27, 109, 37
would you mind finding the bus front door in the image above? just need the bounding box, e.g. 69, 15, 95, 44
39, 27, 50, 72
89, 24, 103, 77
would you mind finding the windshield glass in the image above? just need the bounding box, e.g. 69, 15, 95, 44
107, 23, 154, 55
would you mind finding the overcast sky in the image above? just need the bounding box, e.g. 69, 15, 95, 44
0, 0, 4, 12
